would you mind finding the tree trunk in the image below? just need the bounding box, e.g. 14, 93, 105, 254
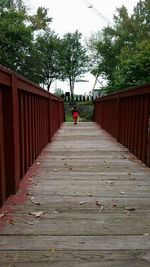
47, 80, 52, 92
69, 79, 74, 101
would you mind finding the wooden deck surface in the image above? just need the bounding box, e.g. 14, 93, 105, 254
0, 122, 150, 266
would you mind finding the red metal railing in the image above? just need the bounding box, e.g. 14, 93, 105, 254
93, 84, 150, 167
0, 65, 64, 206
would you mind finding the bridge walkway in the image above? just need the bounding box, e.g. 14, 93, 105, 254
0, 122, 150, 266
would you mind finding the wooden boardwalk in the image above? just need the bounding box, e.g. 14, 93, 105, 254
0, 122, 150, 266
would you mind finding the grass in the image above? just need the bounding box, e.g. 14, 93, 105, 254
65, 114, 89, 122
65, 114, 73, 122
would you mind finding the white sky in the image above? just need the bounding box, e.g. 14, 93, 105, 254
29, 0, 139, 95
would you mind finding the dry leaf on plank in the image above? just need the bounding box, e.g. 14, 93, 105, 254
31, 197, 40, 205
96, 201, 102, 207
48, 248, 55, 253
124, 207, 136, 211
120, 191, 126, 195
8, 218, 15, 225
29, 211, 46, 218
105, 181, 113, 185
86, 193, 93, 197
79, 201, 86, 205
99, 205, 104, 212
124, 210, 130, 216
27, 192, 32, 196
25, 221, 34, 225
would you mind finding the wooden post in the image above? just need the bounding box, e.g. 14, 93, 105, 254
4, 74, 20, 196
48, 95, 52, 142
116, 94, 121, 142
0, 89, 6, 205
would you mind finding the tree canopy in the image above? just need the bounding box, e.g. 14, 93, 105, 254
1, 0, 149, 96
0, 0, 52, 74
60, 30, 89, 98
0, 1, 89, 96
89, 0, 150, 95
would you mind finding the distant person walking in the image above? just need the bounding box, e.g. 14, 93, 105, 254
72, 106, 80, 125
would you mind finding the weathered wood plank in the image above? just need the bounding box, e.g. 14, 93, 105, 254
0, 235, 150, 250
1, 215, 150, 235
0, 250, 150, 267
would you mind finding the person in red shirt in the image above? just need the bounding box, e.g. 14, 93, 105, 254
72, 106, 80, 125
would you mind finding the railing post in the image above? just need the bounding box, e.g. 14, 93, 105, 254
0, 90, 6, 205
11, 74, 20, 192
147, 111, 150, 167
48, 95, 52, 142
4, 74, 20, 196
58, 100, 61, 127
116, 94, 121, 141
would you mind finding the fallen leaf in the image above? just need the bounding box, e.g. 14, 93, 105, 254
105, 181, 113, 185
25, 221, 34, 225
128, 172, 132, 175
48, 248, 55, 253
99, 205, 104, 212
31, 197, 40, 205
129, 177, 136, 180
79, 201, 86, 205
86, 193, 93, 197
69, 167, 72, 171
8, 218, 15, 225
96, 201, 102, 207
0, 211, 7, 218
53, 169, 58, 172
124, 210, 130, 216
112, 204, 117, 208
121, 156, 127, 159
124, 207, 136, 211
26, 192, 32, 196
29, 211, 46, 218
120, 191, 126, 195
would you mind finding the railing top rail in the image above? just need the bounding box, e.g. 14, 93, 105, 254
94, 83, 150, 102
0, 65, 63, 101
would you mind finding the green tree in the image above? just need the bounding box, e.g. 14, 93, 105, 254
113, 40, 150, 89
54, 88, 64, 97
89, 0, 150, 95
60, 30, 89, 99
0, 0, 52, 76
0, 0, 32, 71
29, 7, 52, 31
34, 32, 62, 91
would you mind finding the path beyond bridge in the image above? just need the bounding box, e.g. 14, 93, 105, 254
0, 122, 150, 266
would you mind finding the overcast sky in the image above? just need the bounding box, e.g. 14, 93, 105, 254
29, 0, 139, 95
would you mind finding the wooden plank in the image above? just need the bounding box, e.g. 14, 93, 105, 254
0, 250, 150, 267
1, 215, 150, 236
0, 235, 150, 250
3, 197, 150, 212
